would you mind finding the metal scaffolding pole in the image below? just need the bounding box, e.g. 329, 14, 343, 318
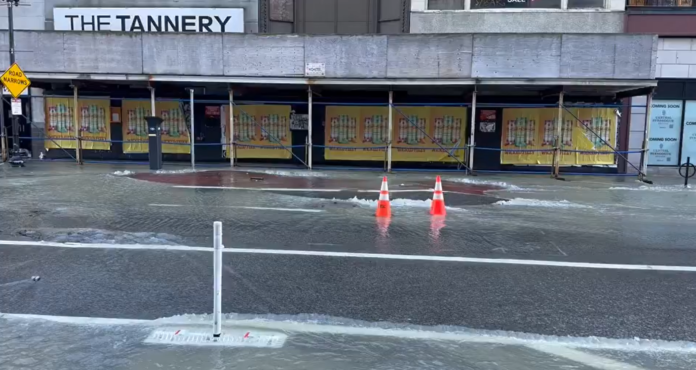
74, 85, 81, 165
639, 93, 654, 182
553, 92, 564, 177
229, 89, 234, 167
308, 87, 313, 170
189, 89, 195, 170
387, 90, 393, 172
468, 90, 477, 173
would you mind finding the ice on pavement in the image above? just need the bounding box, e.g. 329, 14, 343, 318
6, 312, 696, 354
494, 198, 591, 208
242, 169, 329, 177
610, 185, 694, 192
154, 168, 197, 174
448, 177, 523, 190
16, 228, 182, 245
341, 196, 432, 208
10, 315, 682, 370
112, 170, 134, 176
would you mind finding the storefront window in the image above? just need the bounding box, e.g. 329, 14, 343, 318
680, 101, 696, 165
471, 0, 561, 9
647, 100, 683, 166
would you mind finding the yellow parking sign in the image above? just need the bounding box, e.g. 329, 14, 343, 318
1, 63, 30, 99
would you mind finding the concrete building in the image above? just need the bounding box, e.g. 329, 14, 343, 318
625, 0, 696, 173
0, 0, 657, 175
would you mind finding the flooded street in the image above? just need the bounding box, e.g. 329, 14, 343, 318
2, 162, 696, 369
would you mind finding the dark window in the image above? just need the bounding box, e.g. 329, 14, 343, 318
568, 0, 606, 7
428, 0, 466, 9
471, 0, 561, 9
627, 0, 694, 7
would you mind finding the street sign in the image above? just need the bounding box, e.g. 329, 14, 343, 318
1, 63, 31, 99
11, 98, 22, 115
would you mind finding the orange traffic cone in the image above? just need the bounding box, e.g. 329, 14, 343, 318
376, 176, 391, 218
430, 176, 446, 216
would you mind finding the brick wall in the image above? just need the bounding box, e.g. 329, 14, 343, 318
657, 38, 696, 78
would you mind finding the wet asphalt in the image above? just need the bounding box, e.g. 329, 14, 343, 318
2, 162, 696, 343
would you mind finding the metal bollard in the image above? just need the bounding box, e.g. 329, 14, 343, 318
213, 221, 223, 338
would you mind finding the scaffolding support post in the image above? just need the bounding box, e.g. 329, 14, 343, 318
468, 90, 477, 173
189, 88, 195, 170
1, 125, 6, 163
387, 90, 393, 172
229, 89, 235, 167
553, 92, 564, 177
149, 86, 156, 116
73, 85, 81, 165
639, 93, 654, 181
308, 86, 313, 170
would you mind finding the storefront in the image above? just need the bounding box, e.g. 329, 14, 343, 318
646, 81, 696, 167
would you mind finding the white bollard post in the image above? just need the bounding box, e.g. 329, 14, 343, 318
213, 221, 223, 338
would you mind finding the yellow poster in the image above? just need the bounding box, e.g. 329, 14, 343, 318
221, 105, 292, 159
501, 108, 616, 165
570, 108, 616, 165
392, 107, 467, 162
324, 106, 467, 162
122, 100, 191, 154
324, 106, 389, 161
45, 97, 111, 150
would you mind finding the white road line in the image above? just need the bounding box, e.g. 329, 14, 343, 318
173, 185, 343, 192
148, 204, 323, 213
3, 313, 696, 353
2, 240, 696, 272
528, 344, 648, 370
0, 240, 210, 252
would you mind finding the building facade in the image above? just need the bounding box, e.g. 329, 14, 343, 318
625, 0, 696, 172
0, 0, 657, 175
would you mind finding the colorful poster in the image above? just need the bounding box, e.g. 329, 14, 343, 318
648, 100, 683, 166
324, 106, 467, 162
393, 107, 467, 162
122, 100, 191, 154
45, 97, 111, 150
680, 101, 696, 165
221, 105, 292, 159
501, 108, 617, 165
324, 106, 389, 161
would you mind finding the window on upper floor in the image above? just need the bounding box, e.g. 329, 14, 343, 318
470, 0, 561, 9
567, 0, 607, 7
428, 0, 466, 9
428, 0, 608, 8
627, 0, 694, 6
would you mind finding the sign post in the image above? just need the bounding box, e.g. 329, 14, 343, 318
1, 62, 31, 166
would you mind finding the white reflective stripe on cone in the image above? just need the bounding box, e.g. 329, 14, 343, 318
435, 181, 443, 192
379, 191, 390, 201
433, 192, 444, 200
381, 181, 389, 192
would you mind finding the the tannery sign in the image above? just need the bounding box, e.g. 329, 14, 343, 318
53, 8, 244, 33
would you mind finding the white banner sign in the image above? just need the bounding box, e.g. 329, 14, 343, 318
53, 8, 244, 33
11, 98, 21, 115
305, 63, 326, 77
648, 100, 683, 166
680, 101, 696, 165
